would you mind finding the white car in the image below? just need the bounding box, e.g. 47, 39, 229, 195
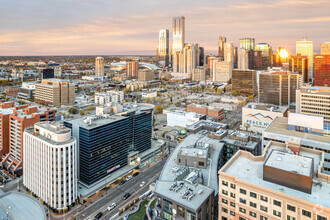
107, 203, 116, 211
140, 181, 146, 187
126, 175, 132, 181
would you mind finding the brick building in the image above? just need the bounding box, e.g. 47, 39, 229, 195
314, 55, 330, 87
187, 104, 225, 120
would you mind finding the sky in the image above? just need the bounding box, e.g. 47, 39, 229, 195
0, 0, 329, 56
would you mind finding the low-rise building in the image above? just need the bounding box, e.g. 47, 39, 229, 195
192, 67, 206, 82
94, 90, 124, 105
241, 102, 289, 133
167, 110, 206, 128
138, 69, 154, 81
23, 122, 77, 211
218, 140, 330, 220
187, 104, 225, 120
17, 82, 35, 100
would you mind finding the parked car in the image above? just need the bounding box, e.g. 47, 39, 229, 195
126, 175, 132, 181
123, 193, 131, 200
140, 181, 146, 187
133, 172, 139, 177
95, 212, 103, 219
119, 180, 126, 185
107, 203, 116, 211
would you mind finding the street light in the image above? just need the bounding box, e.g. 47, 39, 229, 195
6, 206, 11, 220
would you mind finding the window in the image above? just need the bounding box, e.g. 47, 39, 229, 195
230, 183, 236, 189
178, 206, 185, 218
260, 216, 267, 220
222, 207, 228, 213
230, 211, 235, 216
250, 192, 257, 198
250, 202, 257, 208
239, 207, 246, 214
240, 188, 246, 194
222, 190, 228, 195
187, 210, 196, 220
230, 192, 235, 198
302, 210, 311, 218
222, 181, 228, 186
239, 218, 247, 220
240, 198, 246, 204
273, 210, 281, 217
250, 211, 256, 217
260, 195, 268, 202
287, 204, 296, 212
222, 217, 227, 220
198, 161, 205, 166
222, 198, 228, 204
163, 199, 172, 214
260, 205, 267, 212
273, 200, 281, 207
230, 202, 235, 207
287, 216, 296, 220
317, 216, 327, 220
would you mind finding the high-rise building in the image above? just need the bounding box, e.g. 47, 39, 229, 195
239, 38, 255, 51
218, 36, 226, 60
233, 46, 238, 69
232, 70, 257, 95
138, 69, 154, 81
172, 16, 185, 54
157, 29, 169, 67
224, 42, 234, 62
296, 86, 330, 125
126, 60, 139, 77
0, 104, 55, 175
95, 57, 104, 76
255, 43, 272, 69
314, 55, 330, 86
207, 56, 217, 78
291, 54, 308, 83
238, 48, 249, 70
35, 79, 75, 107
191, 67, 206, 82
248, 50, 263, 70
258, 71, 300, 105
321, 42, 330, 55
41, 69, 54, 80
198, 47, 205, 66
219, 140, 330, 220
23, 122, 77, 210
212, 61, 233, 83
296, 38, 313, 80
172, 51, 183, 73
183, 43, 199, 74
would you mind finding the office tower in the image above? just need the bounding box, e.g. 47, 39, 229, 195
248, 50, 262, 70
296, 86, 330, 125
314, 55, 330, 86
157, 29, 169, 67
233, 46, 238, 68
239, 38, 255, 51
183, 43, 199, 74
258, 72, 300, 105
0, 104, 55, 175
64, 104, 153, 186
172, 16, 185, 54
232, 70, 257, 95
273, 47, 289, 67
95, 57, 104, 76
291, 54, 308, 83
42, 69, 54, 79
296, 38, 313, 80
212, 61, 233, 83
207, 56, 217, 78
218, 36, 226, 60
238, 48, 249, 70
198, 47, 205, 66
35, 79, 75, 107
138, 69, 154, 81
224, 42, 234, 62
126, 60, 139, 77
191, 67, 206, 81
255, 43, 272, 69
172, 51, 183, 73
321, 42, 330, 55
219, 140, 330, 220
23, 122, 77, 210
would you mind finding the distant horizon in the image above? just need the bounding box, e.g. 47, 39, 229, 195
1, 0, 329, 56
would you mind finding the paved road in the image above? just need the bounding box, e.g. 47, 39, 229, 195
69, 159, 166, 220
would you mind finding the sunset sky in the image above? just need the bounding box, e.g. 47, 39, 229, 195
1, 0, 329, 56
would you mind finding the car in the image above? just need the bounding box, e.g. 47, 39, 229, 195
140, 181, 146, 187
126, 175, 132, 181
119, 180, 126, 185
107, 202, 116, 211
123, 193, 131, 200
132, 172, 139, 177
95, 212, 103, 219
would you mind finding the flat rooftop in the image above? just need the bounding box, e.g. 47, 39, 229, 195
222, 145, 330, 208
66, 115, 127, 129
243, 102, 288, 113
25, 127, 75, 146
36, 121, 71, 134
187, 120, 227, 131
264, 117, 330, 144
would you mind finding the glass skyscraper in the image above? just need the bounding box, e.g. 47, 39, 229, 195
239, 38, 255, 51
172, 16, 185, 54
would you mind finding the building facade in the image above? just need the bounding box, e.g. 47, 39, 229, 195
296, 38, 313, 80
314, 55, 330, 87
157, 29, 169, 67
126, 61, 139, 78
224, 42, 234, 62
255, 43, 272, 70
239, 38, 255, 51
212, 61, 233, 83
218, 36, 227, 60
192, 67, 206, 82
232, 70, 257, 95
172, 16, 185, 54
138, 69, 154, 81
238, 48, 249, 70
321, 42, 330, 55
187, 104, 225, 119
167, 110, 206, 128
23, 122, 77, 211
95, 57, 104, 76
291, 54, 309, 84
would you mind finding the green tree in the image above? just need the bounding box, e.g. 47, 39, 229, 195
68, 108, 78, 114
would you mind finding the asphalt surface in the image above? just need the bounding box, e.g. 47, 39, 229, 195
70, 159, 166, 220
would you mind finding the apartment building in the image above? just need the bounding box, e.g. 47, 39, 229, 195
218, 140, 330, 220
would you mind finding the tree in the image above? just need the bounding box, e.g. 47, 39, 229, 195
248, 95, 254, 100
231, 90, 239, 96
86, 106, 96, 111
68, 108, 78, 114
154, 105, 163, 114
146, 97, 151, 103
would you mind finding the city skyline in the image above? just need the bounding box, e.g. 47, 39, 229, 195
1, 0, 330, 56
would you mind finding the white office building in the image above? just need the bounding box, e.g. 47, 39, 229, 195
95, 90, 124, 105
167, 110, 206, 128
23, 122, 77, 210
212, 61, 233, 83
